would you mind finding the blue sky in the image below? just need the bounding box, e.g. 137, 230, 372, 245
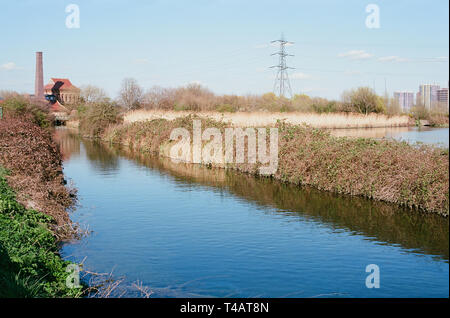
0, 0, 448, 100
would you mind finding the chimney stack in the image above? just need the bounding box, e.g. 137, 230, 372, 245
35, 52, 44, 99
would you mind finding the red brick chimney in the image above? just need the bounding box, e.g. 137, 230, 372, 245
35, 52, 44, 99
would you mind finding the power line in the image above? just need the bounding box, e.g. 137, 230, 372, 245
270, 34, 295, 98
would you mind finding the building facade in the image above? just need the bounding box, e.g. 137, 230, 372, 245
393, 91, 414, 112
437, 88, 448, 110
418, 84, 440, 110
44, 78, 80, 104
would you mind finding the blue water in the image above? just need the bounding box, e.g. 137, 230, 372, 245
387, 127, 449, 148
58, 131, 449, 298
330, 127, 449, 147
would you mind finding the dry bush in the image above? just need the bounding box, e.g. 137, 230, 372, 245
141, 84, 345, 113
428, 112, 449, 127
1, 95, 54, 128
0, 116, 75, 238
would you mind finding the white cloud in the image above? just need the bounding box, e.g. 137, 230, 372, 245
0, 62, 18, 70
343, 70, 362, 76
377, 56, 409, 62
338, 50, 373, 60
291, 72, 311, 80
133, 58, 149, 64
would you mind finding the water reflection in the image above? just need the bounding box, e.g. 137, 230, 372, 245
57, 129, 449, 261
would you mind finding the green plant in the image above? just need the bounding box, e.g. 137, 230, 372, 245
0, 172, 84, 297
79, 101, 123, 137
1, 96, 53, 128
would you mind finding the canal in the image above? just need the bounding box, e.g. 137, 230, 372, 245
55, 129, 449, 298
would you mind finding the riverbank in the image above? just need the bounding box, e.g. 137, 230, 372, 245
100, 116, 448, 216
0, 115, 82, 297
0, 170, 83, 297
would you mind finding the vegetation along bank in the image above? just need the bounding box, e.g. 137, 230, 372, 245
78, 107, 449, 217
0, 104, 83, 297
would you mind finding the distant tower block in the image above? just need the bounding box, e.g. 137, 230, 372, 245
35, 52, 44, 99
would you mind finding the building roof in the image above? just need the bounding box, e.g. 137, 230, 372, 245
44, 78, 79, 91
49, 101, 68, 112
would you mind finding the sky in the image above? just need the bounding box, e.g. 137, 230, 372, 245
0, 0, 448, 100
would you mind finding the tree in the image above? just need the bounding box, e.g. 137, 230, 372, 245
80, 85, 109, 104
118, 78, 143, 110
341, 87, 386, 114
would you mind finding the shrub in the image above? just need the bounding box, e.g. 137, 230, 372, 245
1, 96, 53, 128
79, 101, 123, 137
0, 172, 83, 297
341, 87, 386, 114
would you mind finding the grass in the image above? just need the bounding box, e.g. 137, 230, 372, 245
102, 116, 449, 216
0, 168, 83, 297
124, 109, 412, 129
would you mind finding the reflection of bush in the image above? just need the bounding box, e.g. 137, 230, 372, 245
113, 146, 449, 261
83, 140, 120, 172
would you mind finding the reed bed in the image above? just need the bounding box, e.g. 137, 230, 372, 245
124, 109, 412, 129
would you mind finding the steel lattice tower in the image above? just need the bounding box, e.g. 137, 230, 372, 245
270, 35, 294, 98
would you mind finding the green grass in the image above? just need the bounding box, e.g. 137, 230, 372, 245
0, 167, 84, 298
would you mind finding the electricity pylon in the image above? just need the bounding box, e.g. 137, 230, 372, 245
270, 35, 295, 98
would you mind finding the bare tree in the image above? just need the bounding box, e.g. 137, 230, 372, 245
80, 85, 109, 104
119, 78, 143, 110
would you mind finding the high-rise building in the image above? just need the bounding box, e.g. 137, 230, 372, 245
34, 52, 44, 100
393, 91, 414, 112
437, 87, 449, 111
418, 84, 440, 110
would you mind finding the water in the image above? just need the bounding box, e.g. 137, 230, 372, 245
55, 130, 449, 298
329, 127, 449, 147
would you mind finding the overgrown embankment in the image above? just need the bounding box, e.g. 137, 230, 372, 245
101, 116, 449, 216
0, 170, 83, 297
0, 116, 75, 237
0, 114, 82, 297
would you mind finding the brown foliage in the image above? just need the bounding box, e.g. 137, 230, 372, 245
0, 115, 75, 238
141, 84, 345, 113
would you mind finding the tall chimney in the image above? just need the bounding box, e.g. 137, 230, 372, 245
35, 52, 44, 99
